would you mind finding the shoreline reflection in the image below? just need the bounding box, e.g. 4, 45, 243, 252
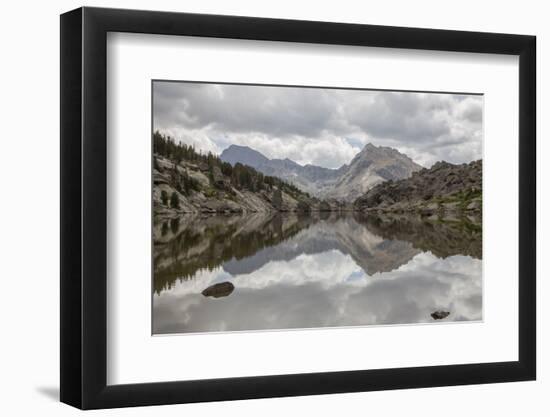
153, 213, 482, 334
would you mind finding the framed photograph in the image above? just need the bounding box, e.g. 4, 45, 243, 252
60, 7, 536, 409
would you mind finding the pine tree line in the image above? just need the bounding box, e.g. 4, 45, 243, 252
153, 131, 312, 198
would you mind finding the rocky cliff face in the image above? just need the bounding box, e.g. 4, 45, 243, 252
325, 143, 422, 202
220, 143, 421, 201
153, 155, 335, 218
354, 159, 482, 216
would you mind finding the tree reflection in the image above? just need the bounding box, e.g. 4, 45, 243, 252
153, 212, 482, 295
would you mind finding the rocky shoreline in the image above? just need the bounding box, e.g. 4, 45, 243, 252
354, 160, 482, 217
153, 154, 352, 218
153, 133, 482, 220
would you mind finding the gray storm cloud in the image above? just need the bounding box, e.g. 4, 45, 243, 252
153, 81, 483, 168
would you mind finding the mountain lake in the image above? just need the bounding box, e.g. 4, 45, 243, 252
152, 212, 482, 334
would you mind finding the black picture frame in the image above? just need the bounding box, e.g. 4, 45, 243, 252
60, 6, 536, 410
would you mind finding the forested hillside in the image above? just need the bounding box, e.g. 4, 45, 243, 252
153, 132, 337, 216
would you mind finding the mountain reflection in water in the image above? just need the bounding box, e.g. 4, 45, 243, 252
153, 212, 482, 334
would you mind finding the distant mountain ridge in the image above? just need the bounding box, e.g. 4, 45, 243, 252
219, 144, 270, 167
220, 143, 422, 201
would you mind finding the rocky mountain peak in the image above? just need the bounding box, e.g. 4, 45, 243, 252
220, 142, 422, 201
220, 145, 269, 168
362, 142, 378, 152
325, 143, 423, 201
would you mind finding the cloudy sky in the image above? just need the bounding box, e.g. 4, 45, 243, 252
153, 81, 483, 168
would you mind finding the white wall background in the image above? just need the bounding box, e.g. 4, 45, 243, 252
0, 0, 545, 415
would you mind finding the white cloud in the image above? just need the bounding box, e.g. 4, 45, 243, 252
153, 82, 483, 168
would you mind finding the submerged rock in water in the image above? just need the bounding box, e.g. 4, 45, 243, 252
201, 282, 235, 298
431, 310, 450, 320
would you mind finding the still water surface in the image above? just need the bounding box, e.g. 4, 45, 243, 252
153, 212, 482, 334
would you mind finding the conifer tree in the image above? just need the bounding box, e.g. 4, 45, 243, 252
170, 192, 180, 209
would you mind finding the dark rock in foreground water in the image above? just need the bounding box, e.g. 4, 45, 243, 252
431, 310, 450, 320
202, 282, 235, 298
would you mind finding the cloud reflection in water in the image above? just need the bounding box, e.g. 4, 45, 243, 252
153, 213, 482, 334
